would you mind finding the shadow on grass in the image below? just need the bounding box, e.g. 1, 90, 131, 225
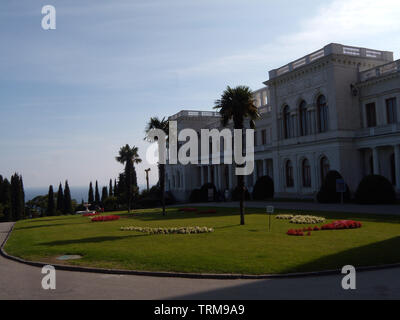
23, 217, 78, 223
38, 234, 148, 247
17, 222, 88, 230
282, 236, 400, 274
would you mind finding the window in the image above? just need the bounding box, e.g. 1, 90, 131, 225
261, 129, 267, 145
366, 103, 377, 127
302, 159, 311, 187
299, 100, 309, 136
283, 105, 291, 139
254, 131, 258, 146
285, 160, 294, 187
386, 98, 397, 124
320, 157, 330, 184
317, 95, 328, 132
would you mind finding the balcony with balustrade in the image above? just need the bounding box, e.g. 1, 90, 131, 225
359, 59, 400, 82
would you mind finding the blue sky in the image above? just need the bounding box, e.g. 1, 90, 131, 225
1, 0, 399, 189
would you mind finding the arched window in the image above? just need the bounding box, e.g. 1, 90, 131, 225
317, 95, 328, 133
299, 100, 308, 136
283, 105, 291, 139
286, 160, 294, 187
320, 156, 330, 184
302, 159, 311, 187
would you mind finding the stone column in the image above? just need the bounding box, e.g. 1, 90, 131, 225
207, 166, 211, 183
200, 166, 204, 186
395, 145, 400, 191
373, 147, 380, 175
216, 165, 221, 191
263, 159, 267, 176
253, 161, 258, 184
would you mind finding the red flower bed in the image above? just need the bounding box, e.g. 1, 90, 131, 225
179, 208, 198, 212
321, 220, 362, 230
198, 209, 217, 214
83, 212, 99, 217
91, 215, 120, 222
287, 220, 362, 236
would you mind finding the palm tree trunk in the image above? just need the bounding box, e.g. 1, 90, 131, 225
239, 174, 245, 225
159, 164, 166, 216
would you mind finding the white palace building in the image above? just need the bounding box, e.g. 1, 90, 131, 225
165, 43, 400, 201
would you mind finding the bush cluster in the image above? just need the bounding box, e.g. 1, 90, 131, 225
252, 176, 274, 200
355, 175, 396, 204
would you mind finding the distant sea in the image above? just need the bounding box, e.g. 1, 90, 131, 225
25, 185, 147, 202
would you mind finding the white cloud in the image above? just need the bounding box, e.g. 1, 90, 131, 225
176, 0, 400, 78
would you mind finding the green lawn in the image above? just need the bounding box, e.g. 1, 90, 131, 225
4, 207, 400, 275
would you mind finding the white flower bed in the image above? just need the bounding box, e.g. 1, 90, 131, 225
120, 226, 214, 234
290, 215, 326, 224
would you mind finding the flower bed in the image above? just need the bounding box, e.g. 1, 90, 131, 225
276, 214, 294, 220
198, 209, 217, 214
91, 215, 120, 222
83, 212, 99, 217
290, 215, 326, 224
287, 220, 362, 236
120, 226, 214, 234
321, 220, 362, 230
179, 208, 198, 212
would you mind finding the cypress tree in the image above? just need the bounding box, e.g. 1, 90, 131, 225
1, 178, 11, 221
56, 183, 64, 214
109, 179, 113, 197
114, 179, 117, 197
20, 175, 25, 215
88, 182, 94, 205
95, 181, 100, 205
46, 185, 55, 216
10, 173, 24, 221
64, 181, 73, 214
101, 186, 108, 204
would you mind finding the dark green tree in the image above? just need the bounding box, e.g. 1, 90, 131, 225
46, 185, 56, 216
101, 186, 108, 205
144, 117, 169, 216
214, 86, 260, 225
116, 144, 142, 213
114, 179, 117, 197
95, 180, 100, 205
64, 181, 73, 214
109, 179, 113, 197
0, 178, 11, 221
10, 173, 24, 221
56, 183, 64, 214
88, 182, 94, 205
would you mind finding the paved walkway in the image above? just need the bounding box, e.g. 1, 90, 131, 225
1, 222, 399, 299
183, 201, 400, 215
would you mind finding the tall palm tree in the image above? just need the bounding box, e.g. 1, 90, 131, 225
116, 144, 142, 213
214, 86, 260, 225
144, 117, 169, 216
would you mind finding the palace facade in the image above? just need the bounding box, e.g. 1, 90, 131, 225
165, 43, 400, 201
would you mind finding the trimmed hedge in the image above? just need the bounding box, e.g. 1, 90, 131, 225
355, 175, 396, 204
317, 170, 350, 203
252, 176, 274, 200
199, 183, 217, 202
232, 186, 251, 201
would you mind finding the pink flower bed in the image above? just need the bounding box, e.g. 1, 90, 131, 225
91, 215, 120, 222
287, 220, 362, 236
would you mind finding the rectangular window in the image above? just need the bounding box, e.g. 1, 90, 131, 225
261, 129, 267, 145
366, 103, 377, 127
386, 98, 397, 124
254, 132, 258, 146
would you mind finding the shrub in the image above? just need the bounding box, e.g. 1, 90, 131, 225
317, 170, 351, 203
321, 220, 362, 230
189, 189, 202, 203
199, 183, 217, 202
231, 186, 251, 201
102, 196, 119, 212
252, 176, 274, 200
355, 175, 396, 204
